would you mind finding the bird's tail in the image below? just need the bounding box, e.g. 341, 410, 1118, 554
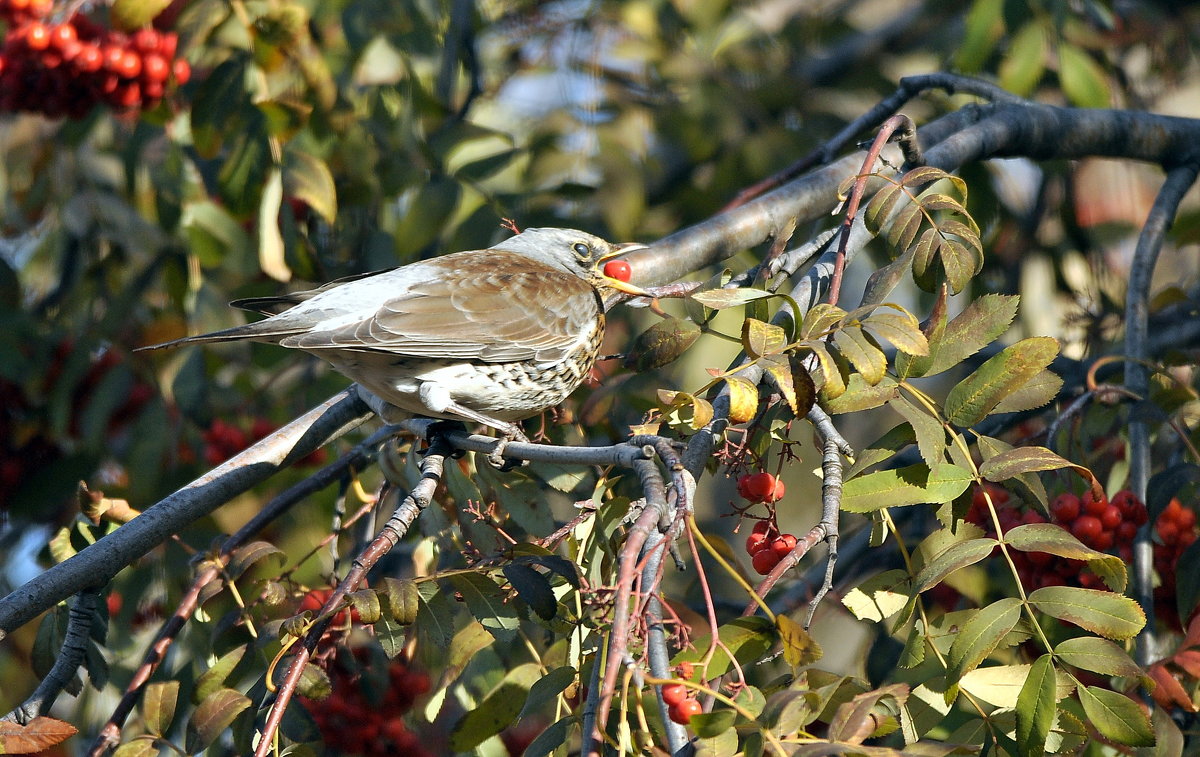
134, 321, 303, 351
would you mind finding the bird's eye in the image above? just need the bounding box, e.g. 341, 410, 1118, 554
573, 242, 591, 258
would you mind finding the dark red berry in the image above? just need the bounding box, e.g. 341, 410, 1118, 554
1051, 493, 1081, 522
1071, 515, 1103, 545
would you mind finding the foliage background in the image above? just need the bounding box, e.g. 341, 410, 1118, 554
2, 0, 1200, 754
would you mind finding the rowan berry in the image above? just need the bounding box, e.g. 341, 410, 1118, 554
602, 259, 632, 282
661, 683, 688, 706
669, 698, 703, 725
752, 549, 780, 575
1051, 493, 1081, 522
1071, 515, 1103, 545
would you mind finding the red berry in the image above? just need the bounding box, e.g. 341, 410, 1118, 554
49, 23, 75, 49
751, 549, 780, 575
1099, 504, 1122, 530
132, 27, 159, 53
1083, 491, 1108, 517
141, 52, 169, 82
1027, 551, 1053, 567
1071, 515, 1103, 546
117, 49, 142, 78
75, 43, 102, 71
1159, 521, 1179, 545
765, 477, 786, 503
1179, 507, 1196, 530
25, 22, 50, 50
1116, 520, 1138, 544
1051, 493, 1081, 522
745, 532, 769, 555
661, 683, 688, 706
171, 57, 190, 84
771, 533, 798, 559
1094, 531, 1114, 551
602, 259, 632, 282
742, 473, 777, 503
157, 31, 178, 59
669, 698, 703, 725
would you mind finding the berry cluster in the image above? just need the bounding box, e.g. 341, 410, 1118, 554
661, 682, 703, 725
0, 4, 190, 118
1153, 497, 1197, 625
602, 259, 632, 282
200, 417, 328, 467
301, 651, 432, 757
744, 519, 798, 575
736, 472, 786, 504
1050, 489, 1147, 560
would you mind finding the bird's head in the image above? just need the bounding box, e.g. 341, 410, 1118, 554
493, 227, 648, 296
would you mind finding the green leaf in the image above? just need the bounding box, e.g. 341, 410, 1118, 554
142, 680, 179, 737
833, 327, 887, 385
627, 317, 701, 370
992, 368, 1062, 415
416, 583, 456, 650
742, 318, 788, 357
1004, 523, 1126, 592
945, 337, 1059, 426
777, 614, 823, 668
519, 666, 576, 720
690, 708, 738, 739
842, 463, 972, 513
449, 663, 542, 750
523, 716, 572, 757
284, 150, 337, 223
1058, 43, 1111, 108
957, 0, 1003, 71
915, 538, 998, 592
448, 573, 520, 642
1027, 586, 1145, 640
194, 646, 247, 705
842, 569, 913, 622
1177, 538, 1200, 626
847, 423, 916, 479
381, 577, 420, 625
808, 341, 847, 400
898, 294, 1019, 379
672, 617, 776, 680
889, 396, 946, 466
689, 287, 773, 310
863, 310, 929, 356
191, 59, 252, 159
392, 177, 461, 257
948, 598, 1022, 680
959, 663, 1073, 709
823, 374, 898, 414
977, 435, 1049, 511
1054, 637, 1144, 678
113, 740, 161, 757
1077, 685, 1154, 746
1015, 654, 1056, 757
110, 0, 172, 30
502, 564, 557, 621
979, 446, 1071, 481
187, 689, 251, 752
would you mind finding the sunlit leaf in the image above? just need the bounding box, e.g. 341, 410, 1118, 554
1027, 586, 1145, 640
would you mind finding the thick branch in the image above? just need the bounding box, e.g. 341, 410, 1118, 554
0, 389, 373, 641
1125, 163, 1200, 668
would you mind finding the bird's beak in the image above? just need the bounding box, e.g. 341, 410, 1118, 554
599, 243, 651, 295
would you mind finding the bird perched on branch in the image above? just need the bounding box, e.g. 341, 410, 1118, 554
138, 228, 648, 442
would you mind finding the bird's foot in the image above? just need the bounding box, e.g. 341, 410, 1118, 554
487, 424, 530, 471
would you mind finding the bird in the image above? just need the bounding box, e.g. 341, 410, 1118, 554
137, 227, 648, 442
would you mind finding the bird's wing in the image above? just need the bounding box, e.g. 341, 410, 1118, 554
230, 268, 399, 315
279, 253, 602, 363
